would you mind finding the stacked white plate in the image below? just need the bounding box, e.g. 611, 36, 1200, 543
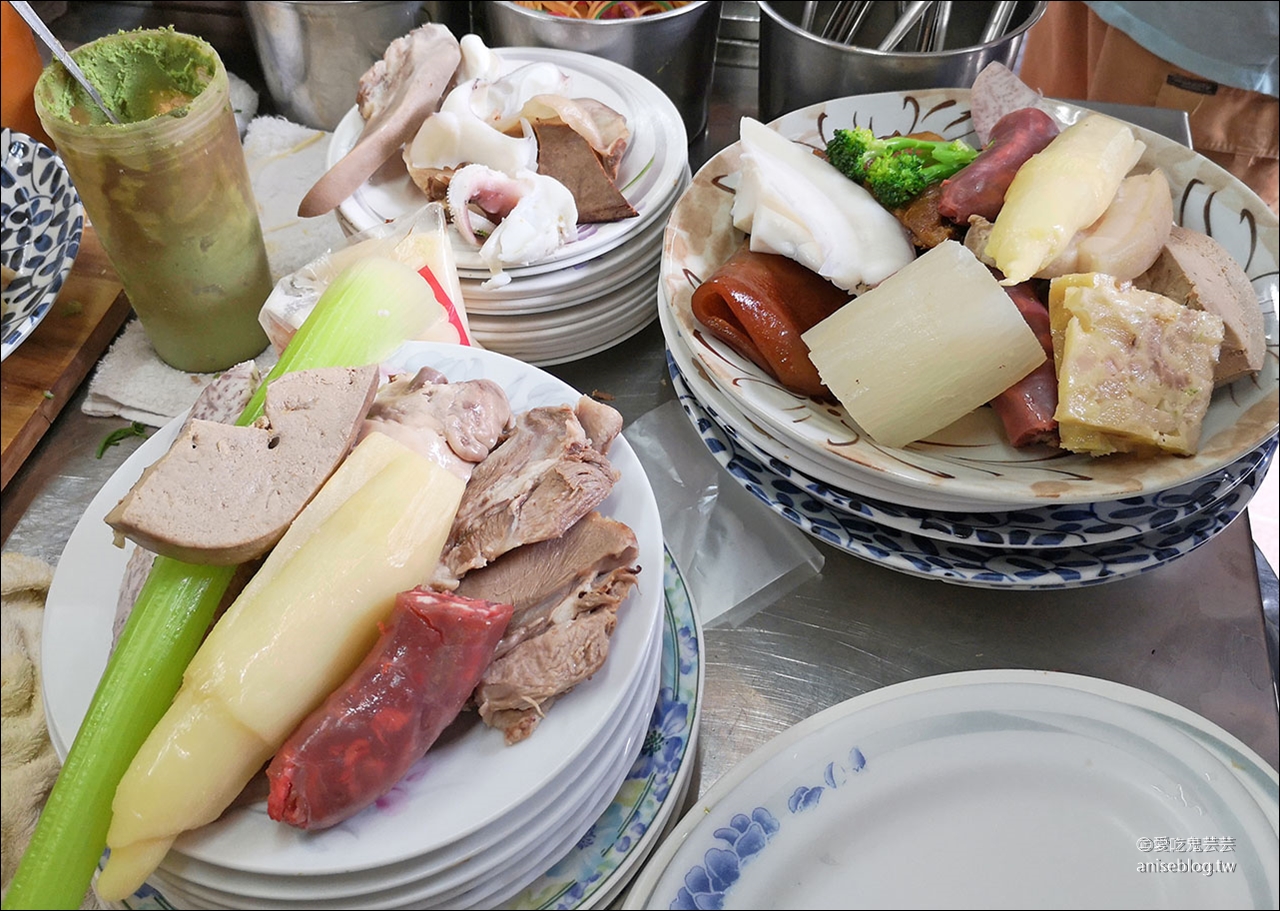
42, 343, 706, 910
329, 47, 690, 366
625, 669, 1280, 909
659, 90, 1280, 590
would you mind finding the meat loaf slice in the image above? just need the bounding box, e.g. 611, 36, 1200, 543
105, 365, 379, 566
113, 359, 264, 647
434, 402, 621, 587
1136, 225, 1265, 386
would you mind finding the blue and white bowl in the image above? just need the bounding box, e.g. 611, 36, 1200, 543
1, 127, 83, 360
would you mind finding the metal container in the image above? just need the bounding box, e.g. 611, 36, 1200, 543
472, 0, 723, 141
243, 1, 427, 130
758, 1, 1046, 122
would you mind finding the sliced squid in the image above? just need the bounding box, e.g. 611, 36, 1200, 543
404, 79, 538, 176
732, 117, 915, 293
446, 164, 578, 288
469, 62, 572, 132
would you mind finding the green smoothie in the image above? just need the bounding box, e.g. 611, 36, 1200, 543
34, 28, 272, 373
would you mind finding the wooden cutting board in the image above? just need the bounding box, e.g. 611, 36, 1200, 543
1, 226, 131, 489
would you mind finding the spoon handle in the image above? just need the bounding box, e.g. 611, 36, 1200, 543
9, 1, 121, 124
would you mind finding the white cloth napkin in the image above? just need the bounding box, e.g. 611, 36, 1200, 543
81, 115, 346, 428
0, 553, 106, 910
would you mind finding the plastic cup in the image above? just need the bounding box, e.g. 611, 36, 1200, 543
34, 27, 272, 373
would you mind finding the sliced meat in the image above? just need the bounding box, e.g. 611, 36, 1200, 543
358, 366, 512, 481
1136, 225, 1266, 386
531, 119, 637, 224
892, 182, 961, 249
299, 25, 461, 218
473, 607, 617, 745
573, 394, 623, 454
938, 107, 1060, 224
105, 365, 379, 566
454, 511, 638, 659
433, 404, 620, 587
989, 282, 1059, 448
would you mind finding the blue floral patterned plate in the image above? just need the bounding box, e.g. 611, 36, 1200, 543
667, 332, 1274, 549
623, 670, 1279, 910
673, 367, 1273, 590
117, 547, 703, 911
1, 127, 83, 360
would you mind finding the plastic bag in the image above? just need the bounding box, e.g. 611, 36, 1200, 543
258, 202, 473, 354
624, 400, 824, 628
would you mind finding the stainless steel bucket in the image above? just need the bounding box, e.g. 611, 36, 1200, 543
243, 1, 428, 130
473, 0, 723, 142
758, 1, 1047, 122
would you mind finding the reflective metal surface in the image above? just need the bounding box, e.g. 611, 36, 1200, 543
2, 11, 1276, 885
757, 0, 1046, 121
472, 0, 724, 142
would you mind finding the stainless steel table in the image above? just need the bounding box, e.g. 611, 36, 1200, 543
3, 12, 1276, 877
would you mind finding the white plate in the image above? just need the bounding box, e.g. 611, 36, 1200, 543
1, 128, 83, 361
157, 630, 659, 909
330, 47, 688, 275
661, 89, 1280, 509
119, 549, 705, 911
665, 291, 1277, 546
481, 293, 657, 368
470, 264, 660, 338
625, 670, 1280, 910
161, 613, 660, 900
463, 208, 670, 313
42, 341, 664, 877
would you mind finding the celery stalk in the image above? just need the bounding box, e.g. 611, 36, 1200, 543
238, 256, 437, 425
2, 255, 437, 910
3, 559, 232, 910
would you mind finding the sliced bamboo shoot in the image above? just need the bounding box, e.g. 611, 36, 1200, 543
96, 432, 465, 901
985, 114, 1145, 284
802, 241, 1046, 449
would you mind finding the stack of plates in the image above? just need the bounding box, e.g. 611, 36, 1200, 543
624, 669, 1280, 908
42, 343, 705, 910
659, 90, 1280, 591
329, 47, 690, 366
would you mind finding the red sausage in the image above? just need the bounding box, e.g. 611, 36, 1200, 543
989, 281, 1059, 448
266, 589, 513, 830
690, 240, 851, 399
938, 108, 1060, 223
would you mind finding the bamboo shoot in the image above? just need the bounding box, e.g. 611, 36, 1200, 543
95, 432, 465, 900
802, 241, 1046, 449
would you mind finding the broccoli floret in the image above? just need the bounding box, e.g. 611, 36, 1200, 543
825, 127, 876, 181
825, 127, 979, 208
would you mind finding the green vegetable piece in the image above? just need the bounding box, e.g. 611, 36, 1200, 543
2, 255, 436, 910
825, 126, 979, 208
2, 558, 232, 910
96, 421, 150, 459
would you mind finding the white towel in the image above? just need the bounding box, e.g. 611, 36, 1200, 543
0, 553, 105, 909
